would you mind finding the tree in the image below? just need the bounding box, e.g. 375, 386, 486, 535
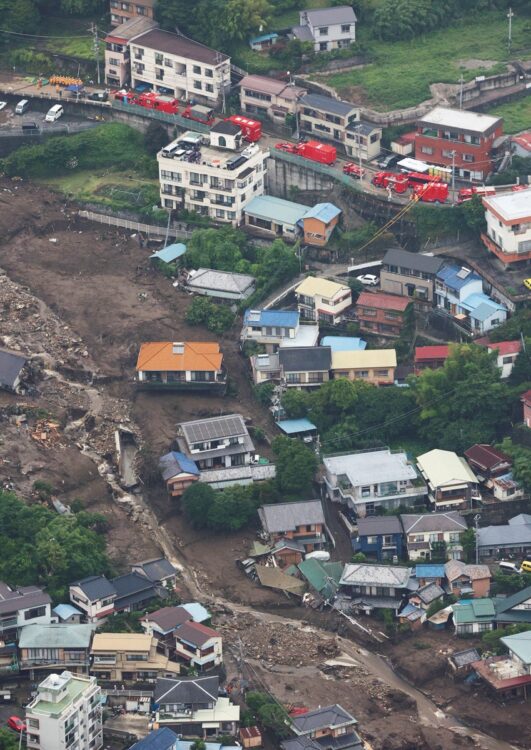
190, 741, 207, 750
207, 485, 257, 531
257, 702, 290, 738
181, 483, 216, 528
281, 389, 310, 419
272, 436, 317, 497
508, 342, 531, 386
461, 528, 476, 564
0, 728, 19, 750
459, 194, 487, 233
185, 297, 235, 334
482, 624, 531, 655
154, 0, 191, 30
144, 121, 169, 156
498, 438, 531, 493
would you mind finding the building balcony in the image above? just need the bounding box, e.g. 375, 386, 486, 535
481, 232, 531, 265
0, 618, 18, 631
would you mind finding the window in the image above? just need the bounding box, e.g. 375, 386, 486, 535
319, 26, 328, 35
193, 80, 202, 90
305, 524, 314, 532
24, 606, 46, 620
108, 57, 119, 66
164, 58, 172, 67
319, 42, 328, 50
462, 153, 475, 162
341, 24, 350, 32
357, 370, 369, 377
126, 653, 148, 661
421, 146, 433, 155
156, 69, 164, 81
287, 373, 301, 383
375, 369, 388, 377
205, 68, 213, 77
205, 83, 214, 93
216, 209, 225, 218
361, 485, 371, 497
155, 53, 163, 65
366, 536, 377, 544
193, 65, 201, 74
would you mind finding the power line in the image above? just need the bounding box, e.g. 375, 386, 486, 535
0, 28, 91, 39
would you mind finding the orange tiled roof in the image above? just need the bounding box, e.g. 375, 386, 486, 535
136, 342, 222, 372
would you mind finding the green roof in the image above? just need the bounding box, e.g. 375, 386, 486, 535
298, 559, 343, 600
501, 630, 531, 664
454, 598, 495, 624
19, 624, 95, 649
30, 676, 94, 718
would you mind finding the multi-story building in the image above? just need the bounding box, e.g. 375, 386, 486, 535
356, 291, 411, 337
414, 345, 450, 374
415, 106, 504, 180
0, 582, 52, 642
25, 671, 102, 750
486, 340, 522, 379
176, 414, 255, 471
69, 576, 117, 622
241, 309, 300, 351
330, 348, 397, 385
158, 133, 269, 226
295, 276, 352, 325
339, 563, 414, 614
18, 624, 94, 677
400, 511, 467, 561
417, 449, 480, 511
174, 621, 222, 671
298, 93, 359, 146
472, 630, 531, 701
90, 633, 181, 683
324, 448, 427, 518
435, 264, 507, 335
445, 560, 491, 599
109, 0, 155, 26
353, 516, 405, 562
380, 248, 444, 305
104, 16, 157, 87
239, 74, 307, 123
481, 187, 531, 264
344, 121, 382, 161
136, 341, 226, 392
279, 346, 332, 388
127, 29, 230, 105
282, 705, 363, 750
292, 6, 357, 52
258, 500, 328, 552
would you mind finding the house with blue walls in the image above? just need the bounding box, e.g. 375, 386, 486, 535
353, 516, 405, 561
434, 264, 507, 335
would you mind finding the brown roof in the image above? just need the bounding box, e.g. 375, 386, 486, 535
239, 74, 306, 100
464, 444, 511, 472
176, 620, 221, 647
445, 560, 490, 582
132, 29, 229, 65
146, 606, 191, 632
357, 291, 411, 312
240, 727, 262, 740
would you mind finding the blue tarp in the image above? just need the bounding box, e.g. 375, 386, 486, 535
65, 84, 83, 92
320, 336, 367, 352
150, 243, 187, 263
276, 418, 317, 435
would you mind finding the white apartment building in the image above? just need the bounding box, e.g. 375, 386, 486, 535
158, 131, 269, 225
292, 6, 356, 52
25, 671, 102, 750
129, 28, 230, 106
482, 187, 531, 265
104, 16, 157, 88
294, 276, 352, 325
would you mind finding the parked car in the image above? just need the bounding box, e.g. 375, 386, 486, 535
7, 716, 26, 733
0, 101, 7, 111
356, 274, 379, 286
343, 162, 365, 179
524, 278, 531, 291
88, 90, 108, 102
377, 153, 399, 169
498, 561, 521, 575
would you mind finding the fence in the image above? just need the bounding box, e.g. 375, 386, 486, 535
78, 209, 194, 240
0, 121, 98, 138
270, 149, 359, 190
111, 100, 211, 133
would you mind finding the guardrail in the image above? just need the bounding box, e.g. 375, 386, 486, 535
270, 149, 360, 190
78, 209, 194, 240
112, 100, 211, 133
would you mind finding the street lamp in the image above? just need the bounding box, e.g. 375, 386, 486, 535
352, 121, 364, 182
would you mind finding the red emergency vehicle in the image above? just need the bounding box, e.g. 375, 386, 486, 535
182, 104, 215, 125
457, 186, 496, 204
226, 114, 262, 142
413, 181, 449, 203
372, 171, 409, 193
136, 92, 179, 114
274, 140, 336, 165
343, 162, 365, 179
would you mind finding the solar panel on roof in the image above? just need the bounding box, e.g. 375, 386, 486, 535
456, 267, 472, 279
182, 415, 246, 443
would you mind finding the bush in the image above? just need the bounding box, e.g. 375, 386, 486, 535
185, 297, 235, 335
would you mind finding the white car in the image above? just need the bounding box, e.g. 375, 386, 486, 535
0, 102, 7, 111
356, 274, 379, 286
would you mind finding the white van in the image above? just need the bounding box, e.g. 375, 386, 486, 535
45, 104, 64, 122
15, 99, 30, 115
498, 561, 521, 575
305, 550, 331, 562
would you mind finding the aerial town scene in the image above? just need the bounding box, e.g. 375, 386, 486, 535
0, 0, 530, 749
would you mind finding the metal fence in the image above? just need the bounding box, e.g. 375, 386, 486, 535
78, 209, 194, 240
0, 121, 98, 138
111, 100, 211, 133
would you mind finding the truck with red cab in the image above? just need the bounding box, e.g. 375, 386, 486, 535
343, 162, 365, 179
226, 114, 262, 142
372, 171, 409, 193
413, 181, 449, 203
274, 140, 336, 165
182, 104, 215, 125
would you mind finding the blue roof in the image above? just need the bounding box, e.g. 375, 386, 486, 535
461, 293, 506, 321
150, 243, 187, 263
130, 728, 178, 750
244, 195, 310, 226
244, 308, 299, 328
53, 603, 82, 619
276, 418, 317, 435
415, 564, 446, 579
302, 202, 341, 224
436, 264, 482, 291
181, 602, 210, 622
320, 336, 367, 352
159, 451, 199, 480
250, 32, 278, 43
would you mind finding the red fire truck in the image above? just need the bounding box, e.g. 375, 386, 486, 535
182, 104, 215, 125
275, 140, 336, 165
372, 171, 409, 193
413, 181, 449, 203
225, 114, 262, 142
457, 186, 496, 204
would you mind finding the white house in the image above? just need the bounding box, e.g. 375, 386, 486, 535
69, 576, 117, 622
174, 621, 222, 671
0, 582, 52, 640
323, 448, 427, 518
158, 132, 269, 226
487, 340, 521, 379
417, 449, 480, 511
295, 276, 352, 325
482, 187, 531, 265
292, 6, 356, 52
25, 671, 102, 750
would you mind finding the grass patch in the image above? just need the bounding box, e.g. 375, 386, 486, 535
487, 96, 531, 134
314, 11, 530, 110
37, 16, 102, 61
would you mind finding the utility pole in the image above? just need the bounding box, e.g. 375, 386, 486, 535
451, 150, 456, 204
89, 23, 101, 85
507, 7, 514, 56
458, 74, 465, 110
474, 513, 481, 565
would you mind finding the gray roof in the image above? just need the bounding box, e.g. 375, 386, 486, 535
154, 675, 219, 705
495, 586, 531, 617
345, 121, 378, 136
445, 560, 490, 582
292, 703, 356, 734
134, 558, 176, 583
451, 648, 480, 668
415, 582, 444, 605
187, 268, 255, 295
180, 414, 248, 443
0, 347, 27, 389
477, 519, 531, 548
303, 6, 357, 26
71, 575, 116, 602
291, 25, 314, 42
401, 511, 466, 535
279, 346, 331, 372
357, 516, 402, 536
509, 513, 531, 525
382, 248, 444, 275
211, 120, 241, 136
112, 572, 156, 600
106, 15, 157, 41
301, 93, 356, 117
259, 500, 325, 534
325, 450, 417, 487
0, 583, 51, 616
340, 563, 412, 588
19, 623, 94, 649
